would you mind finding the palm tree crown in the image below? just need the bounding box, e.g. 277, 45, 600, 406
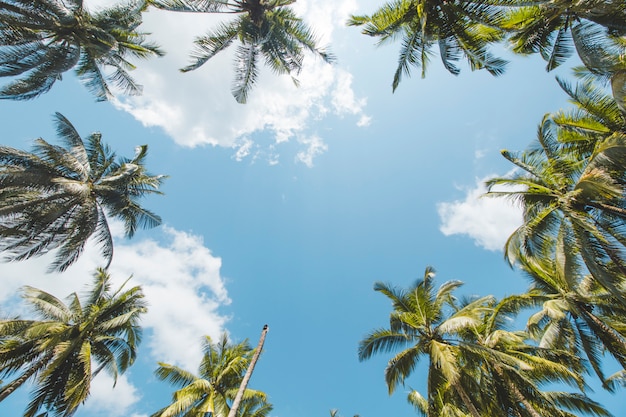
0, 112, 166, 272
347, 0, 508, 91
0, 268, 147, 417
501, 0, 626, 75
152, 332, 271, 417
0, 0, 163, 101
360, 267, 610, 417
149, 0, 334, 103
486, 101, 626, 302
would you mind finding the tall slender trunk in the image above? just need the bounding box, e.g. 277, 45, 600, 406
493, 364, 542, 417
451, 380, 481, 417
0, 352, 53, 402
227, 324, 268, 417
580, 309, 626, 366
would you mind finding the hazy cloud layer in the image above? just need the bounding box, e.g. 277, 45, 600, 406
107, 0, 368, 166
0, 224, 230, 415
437, 176, 523, 251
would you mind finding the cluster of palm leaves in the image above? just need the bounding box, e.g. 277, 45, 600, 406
0, 112, 165, 272
0, 269, 147, 417
0, 0, 163, 101
0, 0, 333, 103
148, 0, 334, 103
359, 267, 614, 417
349, 0, 626, 91
151, 332, 272, 417
360, 53, 626, 417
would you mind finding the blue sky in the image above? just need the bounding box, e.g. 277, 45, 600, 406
0, 0, 622, 416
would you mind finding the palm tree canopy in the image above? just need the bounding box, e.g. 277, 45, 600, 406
361, 267, 612, 417
0, 112, 166, 272
148, 0, 333, 103
501, 0, 626, 74
485, 94, 626, 302
347, 0, 508, 91
0, 0, 163, 101
152, 332, 271, 417
0, 268, 147, 417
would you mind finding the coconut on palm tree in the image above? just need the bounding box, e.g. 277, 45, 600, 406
0, 112, 166, 272
0, 268, 147, 417
0, 0, 163, 101
148, 0, 334, 103
152, 332, 271, 417
347, 0, 508, 91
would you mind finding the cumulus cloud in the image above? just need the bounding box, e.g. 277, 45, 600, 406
437, 176, 523, 251
105, 0, 368, 166
0, 223, 230, 413
83, 374, 141, 417
111, 226, 230, 370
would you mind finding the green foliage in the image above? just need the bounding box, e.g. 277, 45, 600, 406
0, 268, 147, 416
347, 0, 508, 91
0, 112, 166, 272
152, 333, 272, 417
360, 267, 612, 416
0, 0, 163, 101
149, 0, 333, 103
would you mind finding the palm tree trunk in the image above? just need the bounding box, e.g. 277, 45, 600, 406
0, 352, 53, 402
493, 364, 542, 417
451, 380, 481, 417
580, 309, 626, 367
227, 324, 268, 417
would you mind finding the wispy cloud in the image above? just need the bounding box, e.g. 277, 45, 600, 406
437, 175, 523, 251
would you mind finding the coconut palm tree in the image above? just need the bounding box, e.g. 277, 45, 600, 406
360, 267, 611, 417
347, 0, 508, 91
358, 266, 492, 417
152, 332, 271, 417
462, 295, 612, 417
0, 112, 165, 272
485, 112, 626, 303
513, 250, 626, 390
148, 0, 333, 103
501, 0, 626, 75
0, 268, 147, 417
0, 0, 163, 101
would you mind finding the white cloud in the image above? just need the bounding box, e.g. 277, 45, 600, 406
437, 176, 523, 251
110, 226, 230, 370
295, 135, 328, 167
108, 1, 368, 166
84, 373, 141, 417
0, 223, 231, 410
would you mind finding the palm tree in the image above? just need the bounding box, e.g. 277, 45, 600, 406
148, 0, 333, 103
359, 267, 611, 417
485, 111, 626, 303
347, 0, 508, 91
513, 250, 626, 390
0, 268, 147, 417
358, 266, 492, 417
0, 0, 163, 101
501, 0, 626, 75
0, 112, 166, 272
152, 332, 271, 417
461, 295, 612, 417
